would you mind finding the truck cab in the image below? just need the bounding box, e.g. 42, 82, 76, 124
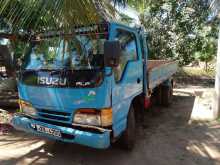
12, 22, 176, 149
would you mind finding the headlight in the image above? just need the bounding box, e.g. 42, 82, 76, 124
19, 100, 37, 116
73, 108, 112, 127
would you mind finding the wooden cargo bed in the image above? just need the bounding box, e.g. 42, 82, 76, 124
147, 60, 178, 90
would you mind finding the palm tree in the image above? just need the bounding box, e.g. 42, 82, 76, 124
0, 0, 126, 33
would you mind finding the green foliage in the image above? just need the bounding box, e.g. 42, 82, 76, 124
194, 27, 217, 64
176, 66, 215, 79
0, 0, 218, 67
129, 0, 219, 65
0, 0, 116, 32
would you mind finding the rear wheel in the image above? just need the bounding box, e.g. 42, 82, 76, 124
161, 84, 173, 107
119, 105, 136, 150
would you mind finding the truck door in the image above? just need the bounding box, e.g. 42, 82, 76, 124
111, 26, 143, 136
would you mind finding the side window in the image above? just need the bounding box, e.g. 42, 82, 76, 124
113, 29, 138, 82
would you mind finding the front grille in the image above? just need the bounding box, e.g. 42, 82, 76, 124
37, 109, 71, 123
38, 109, 70, 116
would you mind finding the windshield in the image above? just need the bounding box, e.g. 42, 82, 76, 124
24, 33, 107, 70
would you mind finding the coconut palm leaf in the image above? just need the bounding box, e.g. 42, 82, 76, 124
0, 0, 126, 34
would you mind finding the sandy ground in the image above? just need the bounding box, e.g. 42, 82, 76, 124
0, 87, 220, 165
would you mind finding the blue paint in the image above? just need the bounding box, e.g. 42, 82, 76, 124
13, 22, 177, 149
12, 116, 110, 149
148, 62, 177, 89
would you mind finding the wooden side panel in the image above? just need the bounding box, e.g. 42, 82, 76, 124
147, 60, 178, 90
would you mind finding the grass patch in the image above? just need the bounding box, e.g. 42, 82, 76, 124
176, 67, 215, 79
175, 66, 215, 87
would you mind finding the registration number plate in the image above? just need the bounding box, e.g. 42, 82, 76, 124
36, 125, 61, 138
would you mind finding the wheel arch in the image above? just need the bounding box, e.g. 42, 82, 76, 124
112, 92, 143, 139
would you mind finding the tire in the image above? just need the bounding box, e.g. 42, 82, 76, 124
155, 86, 162, 105
119, 105, 136, 150
161, 85, 173, 107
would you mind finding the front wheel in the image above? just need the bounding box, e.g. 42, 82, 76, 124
119, 105, 136, 150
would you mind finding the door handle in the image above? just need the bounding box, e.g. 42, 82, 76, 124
137, 78, 141, 84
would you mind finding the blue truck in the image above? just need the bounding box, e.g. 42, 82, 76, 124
11, 22, 177, 150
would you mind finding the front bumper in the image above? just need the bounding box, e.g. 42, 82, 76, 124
11, 115, 111, 149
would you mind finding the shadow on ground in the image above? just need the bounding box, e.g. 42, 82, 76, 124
0, 91, 219, 165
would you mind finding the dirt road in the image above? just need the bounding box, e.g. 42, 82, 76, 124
0, 88, 220, 165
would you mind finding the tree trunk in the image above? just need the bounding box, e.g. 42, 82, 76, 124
205, 61, 208, 72
214, 25, 220, 119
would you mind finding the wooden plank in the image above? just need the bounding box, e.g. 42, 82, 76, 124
147, 60, 178, 90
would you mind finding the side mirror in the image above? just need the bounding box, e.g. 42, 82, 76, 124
104, 41, 121, 67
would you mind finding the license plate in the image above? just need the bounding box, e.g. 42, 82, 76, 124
36, 125, 61, 138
